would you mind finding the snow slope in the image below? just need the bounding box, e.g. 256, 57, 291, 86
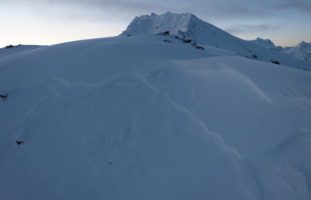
122, 12, 311, 71
0, 14, 311, 200
0, 45, 44, 58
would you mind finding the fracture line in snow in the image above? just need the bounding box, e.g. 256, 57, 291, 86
132, 71, 160, 94
131, 67, 242, 161
168, 99, 242, 160
18, 96, 50, 134
130, 67, 261, 200
0, 90, 58, 166
16, 89, 60, 139
166, 98, 261, 200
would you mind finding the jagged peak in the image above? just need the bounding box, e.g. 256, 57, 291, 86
296, 41, 311, 49
251, 37, 276, 48
120, 12, 206, 37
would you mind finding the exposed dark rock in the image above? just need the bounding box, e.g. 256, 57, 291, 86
5, 45, 14, 49
271, 60, 280, 65
193, 42, 205, 50
158, 31, 170, 36
0, 94, 8, 100
182, 39, 192, 43
16, 140, 24, 145
251, 55, 258, 59
195, 46, 205, 50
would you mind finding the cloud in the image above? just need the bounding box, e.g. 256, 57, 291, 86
225, 24, 282, 34
1, 0, 310, 46
3, 0, 311, 21
269, 0, 311, 14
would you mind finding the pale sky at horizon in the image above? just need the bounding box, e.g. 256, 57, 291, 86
1, 0, 311, 47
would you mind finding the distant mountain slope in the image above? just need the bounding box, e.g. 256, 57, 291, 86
249, 38, 280, 50
122, 12, 310, 71
249, 38, 311, 63
283, 41, 311, 62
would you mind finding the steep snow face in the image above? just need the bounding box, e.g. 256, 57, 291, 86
121, 12, 242, 47
283, 41, 311, 62
0, 35, 311, 200
122, 12, 311, 71
121, 12, 194, 36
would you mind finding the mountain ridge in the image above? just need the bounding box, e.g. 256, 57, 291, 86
121, 12, 310, 70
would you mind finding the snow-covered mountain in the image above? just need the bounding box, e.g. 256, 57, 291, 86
0, 12, 311, 200
122, 12, 310, 71
249, 38, 311, 63
249, 37, 280, 50
282, 41, 311, 62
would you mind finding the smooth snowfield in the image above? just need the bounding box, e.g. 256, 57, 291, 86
1, 34, 311, 200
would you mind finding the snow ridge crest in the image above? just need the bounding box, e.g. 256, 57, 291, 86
121, 12, 205, 37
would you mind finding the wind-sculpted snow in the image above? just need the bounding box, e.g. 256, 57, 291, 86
0, 33, 311, 200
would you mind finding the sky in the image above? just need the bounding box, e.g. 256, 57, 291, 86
1, 0, 310, 47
